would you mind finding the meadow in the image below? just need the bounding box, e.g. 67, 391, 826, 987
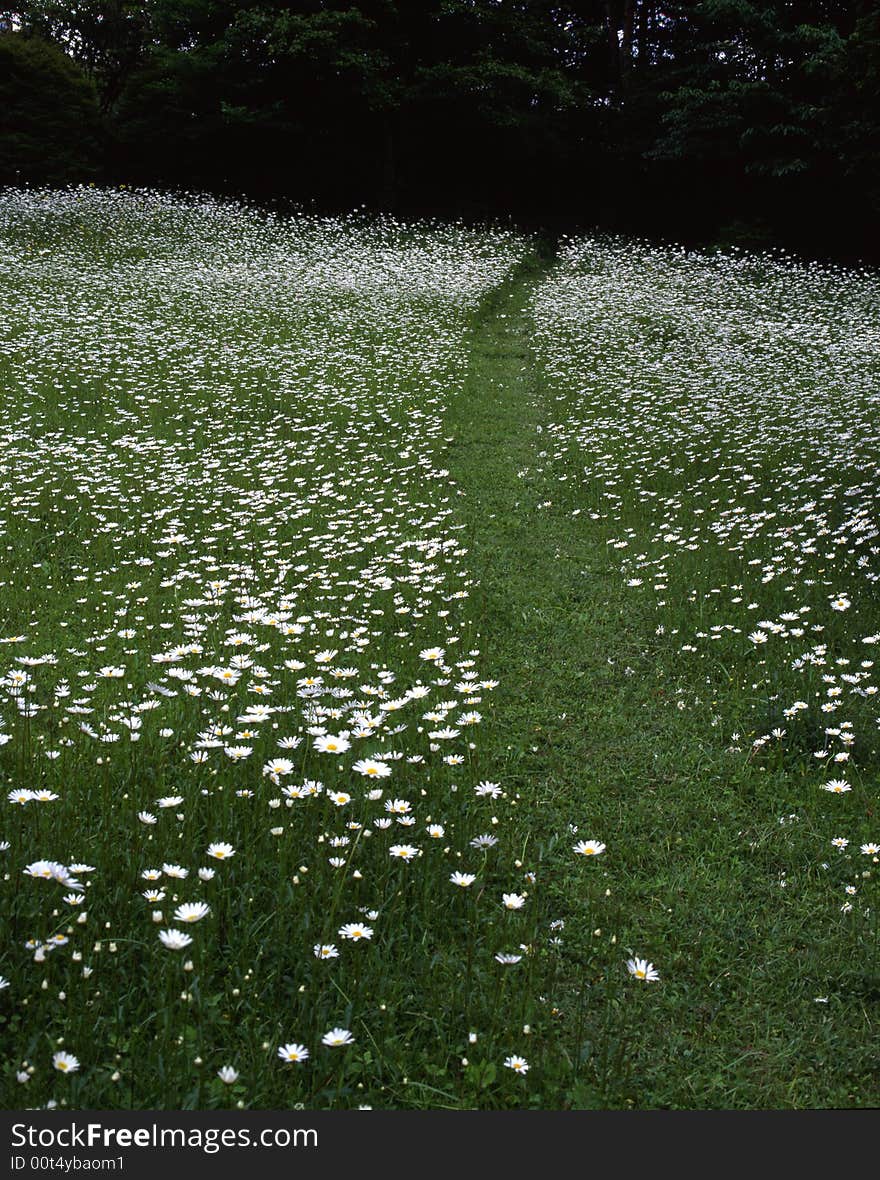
0, 190, 877, 1109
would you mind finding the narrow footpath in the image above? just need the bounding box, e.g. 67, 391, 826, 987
440, 246, 875, 1109
446, 246, 666, 841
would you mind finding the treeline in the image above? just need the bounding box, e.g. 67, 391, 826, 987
2, 2, 879, 257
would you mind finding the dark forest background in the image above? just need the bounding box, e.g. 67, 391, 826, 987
2, 2, 879, 259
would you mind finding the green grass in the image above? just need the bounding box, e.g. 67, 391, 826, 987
0, 191, 877, 1109
445, 243, 879, 1108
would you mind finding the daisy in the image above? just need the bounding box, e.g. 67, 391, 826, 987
313, 734, 351, 755
352, 758, 391, 778
502, 893, 526, 910
389, 844, 419, 861
159, 929, 194, 950
174, 902, 210, 923
626, 957, 660, 982
206, 842, 236, 860
53, 1051, 80, 1074
574, 840, 606, 857
263, 758, 295, 778
450, 871, 476, 887
503, 1055, 529, 1074
314, 944, 339, 959
338, 923, 373, 941
24, 860, 57, 879
278, 1043, 309, 1064
321, 1028, 354, 1047
470, 834, 498, 849
419, 647, 445, 662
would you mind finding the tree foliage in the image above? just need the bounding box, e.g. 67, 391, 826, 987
0, 32, 102, 184
2, 1, 877, 255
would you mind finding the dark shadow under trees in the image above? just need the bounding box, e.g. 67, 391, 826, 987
2, 1, 878, 260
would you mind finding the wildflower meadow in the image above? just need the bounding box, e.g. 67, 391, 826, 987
0, 190, 877, 1110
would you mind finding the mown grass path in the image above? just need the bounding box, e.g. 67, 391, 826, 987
444, 247, 877, 1109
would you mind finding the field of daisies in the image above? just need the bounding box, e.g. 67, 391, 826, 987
0, 189, 878, 1110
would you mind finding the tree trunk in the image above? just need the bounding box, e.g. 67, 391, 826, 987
604, 1, 621, 90
636, 0, 651, 72
380, 114, 396, 211
620, 0, 636, 88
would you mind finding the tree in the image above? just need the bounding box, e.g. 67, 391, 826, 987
108, 1, 595, 210
0, 32, 102, 184
4, 0, 877, 256
20, 0, 153, 110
